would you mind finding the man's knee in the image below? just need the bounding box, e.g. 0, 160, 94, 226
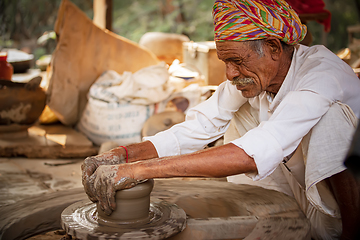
310, 102, 357, 151
318, 102, 357, 130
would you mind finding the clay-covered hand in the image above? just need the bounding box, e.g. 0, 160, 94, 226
82, 148, 127, 202
88, 164, 139, 215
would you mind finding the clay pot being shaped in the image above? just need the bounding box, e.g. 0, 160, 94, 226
97, 179, 154, 223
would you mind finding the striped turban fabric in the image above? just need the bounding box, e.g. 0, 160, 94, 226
213, 0, 307, 45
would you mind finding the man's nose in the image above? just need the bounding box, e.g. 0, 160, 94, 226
226, 63, 240, 81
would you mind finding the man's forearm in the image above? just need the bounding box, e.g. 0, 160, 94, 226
110, 140, 159, 163
88, 142, 257, 215
326, 170, 360, 240
131, 143, 257, 180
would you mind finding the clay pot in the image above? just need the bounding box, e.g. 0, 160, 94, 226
97, 179, 154, 223
0, 78, 46, 125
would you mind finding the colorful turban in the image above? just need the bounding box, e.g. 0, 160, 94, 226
213, 0, 307, 45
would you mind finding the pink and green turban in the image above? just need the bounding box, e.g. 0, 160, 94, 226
213, 0, 307, 45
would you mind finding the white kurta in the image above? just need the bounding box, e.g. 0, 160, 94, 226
144, 44, 360, 179
144, 44, 360, 239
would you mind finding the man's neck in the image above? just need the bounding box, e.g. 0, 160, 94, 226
266, 47, 294, 95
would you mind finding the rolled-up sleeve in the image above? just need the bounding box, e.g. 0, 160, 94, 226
231, 90, 333, 180
143, 81, 247, 157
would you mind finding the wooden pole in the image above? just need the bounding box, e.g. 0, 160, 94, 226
93, 0, 112, 31
106, 0, 112, 31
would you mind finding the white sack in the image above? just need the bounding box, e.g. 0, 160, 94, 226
77, 98, 154, 146
77, 63, 173, 145
89, 62, 174, 105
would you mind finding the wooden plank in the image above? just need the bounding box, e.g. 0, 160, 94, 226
49, 0, 159, 125
0, 124, 98, 158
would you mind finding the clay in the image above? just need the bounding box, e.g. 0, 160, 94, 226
61, 179, 186, 239
1, 180, 310, 240
61, 199, 186, 240
97, 179, 154, 222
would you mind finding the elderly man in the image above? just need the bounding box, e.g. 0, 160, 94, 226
82, 0, 360, 239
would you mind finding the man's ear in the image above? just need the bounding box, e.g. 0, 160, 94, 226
264, 37, 282, 61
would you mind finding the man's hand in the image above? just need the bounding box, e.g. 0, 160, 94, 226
88, 164, 139, 215
82, 149, 126, 202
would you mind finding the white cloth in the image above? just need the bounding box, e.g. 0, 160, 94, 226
144, 44, 360, 180
284, 102, 357, 240
226, 101, 357, 239
143, 44, 360, 239
225, 102, 295, 196
88, 62, 174, 105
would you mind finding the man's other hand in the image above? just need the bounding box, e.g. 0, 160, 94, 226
82, 148, 126, 202
88, 164, 139, 215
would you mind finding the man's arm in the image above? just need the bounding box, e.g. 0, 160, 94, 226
88, 143, 257, 214
325, 170, 360, 240
82, 80, 245, 195
133, 143, 256, 179
82, 140, 158, 202
112, 140, 159, 163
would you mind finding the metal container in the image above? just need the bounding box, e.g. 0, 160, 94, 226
183, 41, 226, 86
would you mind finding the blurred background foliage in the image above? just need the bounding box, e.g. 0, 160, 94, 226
308, 0, 360, 52
0, 0, 359, 62
112, 0, 215, 43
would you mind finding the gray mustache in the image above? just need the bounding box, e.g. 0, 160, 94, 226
231, 77, 255, 87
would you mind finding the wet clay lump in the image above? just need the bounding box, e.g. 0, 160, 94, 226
97, 179, 154, 223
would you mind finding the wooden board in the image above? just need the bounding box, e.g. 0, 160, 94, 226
0, 124, 98, 158
47, 0, 159, 125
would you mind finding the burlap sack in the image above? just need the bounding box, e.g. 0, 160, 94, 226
47, 0, 159, 125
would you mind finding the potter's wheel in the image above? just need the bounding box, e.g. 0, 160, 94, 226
62, 200, 186, 240
61, 180, 186, 240
1, 180, 311, 240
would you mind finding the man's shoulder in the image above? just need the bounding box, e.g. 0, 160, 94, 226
293, 44, 353, 78
287, 44, 360, 109
296, 44, 340, 64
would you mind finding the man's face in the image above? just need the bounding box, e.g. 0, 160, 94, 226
216, 41, 279, 98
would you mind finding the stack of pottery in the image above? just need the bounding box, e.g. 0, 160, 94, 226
0, 76, 46, 134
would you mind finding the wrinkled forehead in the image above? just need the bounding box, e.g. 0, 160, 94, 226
216, 41, 254, 58
216, 41, 248, 50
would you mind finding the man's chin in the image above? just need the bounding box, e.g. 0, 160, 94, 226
239, 89, 258, 98
236, 85, 244, 91
233, 84, 260, 98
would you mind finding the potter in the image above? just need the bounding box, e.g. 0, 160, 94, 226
82, 1, 360, 239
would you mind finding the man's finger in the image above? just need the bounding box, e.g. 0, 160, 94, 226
83, 175, 97, 201
82, 160, 100, 200
85, 183, 98, 202
85, 174, 98, 202
82, 157, 96, 171
93, 175, 112, 215
82, 162, 97, 179
108, 186, 117, 211
114, 177, 138, 191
